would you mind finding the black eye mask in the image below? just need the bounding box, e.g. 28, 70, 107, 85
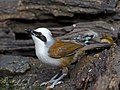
33, 31, 47, 43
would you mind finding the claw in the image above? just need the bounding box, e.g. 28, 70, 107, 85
46, 85, 54, 89
40, 79, 55, 86
46, 81, 64, 89
41, 67, 68, 88
56, 81, 64, 85
40, 81, 48, 86
40, 79, 63, 87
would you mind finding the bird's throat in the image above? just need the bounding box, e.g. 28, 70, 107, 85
34, 41, 60, 66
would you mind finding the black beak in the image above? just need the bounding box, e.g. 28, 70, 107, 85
25, 29, 34, 35
25, 29, 33, 35
25, 28, 47, 43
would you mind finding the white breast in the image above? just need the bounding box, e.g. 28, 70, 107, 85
35, 41, 60, 66
31, 34, 60, 66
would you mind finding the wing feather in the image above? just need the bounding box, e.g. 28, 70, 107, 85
48, 39, 83, 58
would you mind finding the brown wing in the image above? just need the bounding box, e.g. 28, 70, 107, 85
48, 39, 83, 58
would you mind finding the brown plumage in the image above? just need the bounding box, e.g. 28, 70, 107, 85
48, 39, 84, 58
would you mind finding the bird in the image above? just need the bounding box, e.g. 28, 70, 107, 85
26, 28, 113, 89
100, 34, 114, 44
26, 28, 85, 89
82, 33, 114, 45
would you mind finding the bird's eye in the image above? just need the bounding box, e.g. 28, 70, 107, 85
39, 35, 47, 43
33, 31, 47, 43
37, 33, 41, 36
33, 31, 42, 36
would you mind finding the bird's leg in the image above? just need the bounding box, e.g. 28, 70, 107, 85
40, 69, 63, 86
40, 74, 57, 86
46, 67, 68, 89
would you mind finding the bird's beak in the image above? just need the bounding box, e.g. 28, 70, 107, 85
25, 29, 34, 35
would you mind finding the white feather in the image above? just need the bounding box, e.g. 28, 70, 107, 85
31, 28, 60, 66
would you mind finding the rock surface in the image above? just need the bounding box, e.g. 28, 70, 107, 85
0, 0, 118, 20
0, 0, 120, 90
0, 55, 30, 76
0, 0, 120, 33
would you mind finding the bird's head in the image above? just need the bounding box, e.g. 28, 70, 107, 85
26, 28, 54, 46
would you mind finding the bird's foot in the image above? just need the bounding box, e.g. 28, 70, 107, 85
40, 81, 49, 86
41, 67, 68, 89
40, 73, 61, 86
40, 80, 55, 86
46, 81, 64, 89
